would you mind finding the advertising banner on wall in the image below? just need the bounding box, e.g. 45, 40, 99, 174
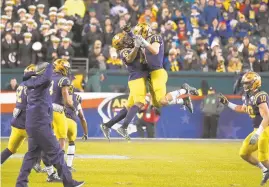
0, 93, 253, 139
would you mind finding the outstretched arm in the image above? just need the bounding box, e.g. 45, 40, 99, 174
219, 93, 247, 113
24, 63, 52, 89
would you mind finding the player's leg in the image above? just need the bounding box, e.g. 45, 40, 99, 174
16, 137, 42, 187
239, 131, 267, 172
37, 124, 84, 186
1, 127, 27, 164
53, 111, 68, 150
257, 127, 269, 185
117, 78, 147, 139
66, 118, 77, 171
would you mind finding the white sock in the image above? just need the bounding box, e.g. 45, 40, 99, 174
257, 162, 268, 172
67, 144, 75, 167
46, 165, 54, 176
176, 98, 184, 105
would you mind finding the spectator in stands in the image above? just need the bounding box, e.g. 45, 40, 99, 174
127, 0, 141, 26
200, 87, 224, 138
234, 14, 253, 40
183, 47, 200, 71
26, 19, 40, 42
138, 7, 156, 24
17, 32, 33, 67
110, 0, 128, 17
203, 0, 221, 26
106, 47, 123, 70
83, 24, 104, 50
104, 23, 114, 46
12, 22, 23, 44
157, 7, 171, 25
46, 37, 60, 63
1, 32, 17, 68
243, 49, 260, 72
238, 36, 256, 62
256, 3, 269, 37
227, 57, 242, 72
5, 78, 19, 91
261, 52, 269, 72
199, 53, 209, 72
58, 37, 74, 63
164, 48, 182, 72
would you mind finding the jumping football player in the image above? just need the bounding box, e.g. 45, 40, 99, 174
51, 59, 74, 150
219, 71, 269, 186
65, 86, 88, 172
130, 23, 198, 110
16, 62, 84, 187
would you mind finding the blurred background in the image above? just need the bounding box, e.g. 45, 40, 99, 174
1, 0, 269, 139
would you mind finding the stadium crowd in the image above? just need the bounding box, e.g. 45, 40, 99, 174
1, 0, 269, 72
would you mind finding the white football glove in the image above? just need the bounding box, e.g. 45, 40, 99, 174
249, 133, 259, 145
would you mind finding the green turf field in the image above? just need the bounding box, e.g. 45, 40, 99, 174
0, 139, 264, 187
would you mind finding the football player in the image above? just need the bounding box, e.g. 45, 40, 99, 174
16, 62, 84, 187
219, 72, 269, 186
1, 78, 28, 164
100, 31, 149, 140
51, 59, 74, 150
125, 23, 198, 112
65, 86, 88, 172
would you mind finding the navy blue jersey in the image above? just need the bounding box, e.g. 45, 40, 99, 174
65, 94, 82, 121
144, 34, 164, 71
51, 72, 71, 106
24, 64, 53, 128
11, 82, 27, 129
242, 90, 269, 128
120, 48, 149, 81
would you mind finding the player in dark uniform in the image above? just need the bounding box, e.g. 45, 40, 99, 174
219, 72, 269, 186
65, 87, 88, 172
16, 63, 84, 187
100, 32, 149, 140
125, 23, 198, 112
1, 82, 27, 164
51, 59, 74, 150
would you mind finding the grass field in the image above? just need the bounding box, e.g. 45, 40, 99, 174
0, 139, 265, 187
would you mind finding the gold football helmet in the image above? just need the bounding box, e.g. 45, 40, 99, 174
24, 64, 36, 75
133, 23, 152, 39
53, 59, 70, 76
241, 71, 261, 92
112, 32, 134, 51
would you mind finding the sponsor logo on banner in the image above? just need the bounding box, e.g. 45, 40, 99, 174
97, 94, 142, 135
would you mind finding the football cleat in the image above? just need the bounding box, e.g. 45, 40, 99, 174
100, 124, 110, 140
47, 172, 62, 183
116, 127, 130, 140
73, 181, 85, 187
261, 170, 269, 186
181, 83, 199, 96
68, 166, 76, 172
183, 96, 194, 113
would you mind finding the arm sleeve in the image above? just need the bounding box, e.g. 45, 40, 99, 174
149, 35, 162, 45
24, 63, 53, 88
119, 49, 132, 64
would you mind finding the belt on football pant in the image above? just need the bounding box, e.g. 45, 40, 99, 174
52, 103, 64, 113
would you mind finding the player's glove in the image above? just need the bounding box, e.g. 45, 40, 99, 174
135, 35, 150, 47
82, 134, 88, 141
121, 23, 132, 33
218, 93, 229, 105
134, 36, 142, 48
249, 133, 259, 145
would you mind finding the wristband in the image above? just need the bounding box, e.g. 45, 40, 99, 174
140, 38, 150, 47
228, 102, 237, 110
256, 125, 264, 136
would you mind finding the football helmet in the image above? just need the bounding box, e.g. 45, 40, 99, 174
133, 23, 152, 39
112, 32, 134, 51
23, 64, 37, 81
53, 59, 70, 76
241, 71, 261, 92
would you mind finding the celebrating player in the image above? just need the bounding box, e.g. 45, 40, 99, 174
15, 63, 84, 187
51, 59, 73, 150
125, 23, 198, 110
219, 72, 269, 186
65, 86, 88, 172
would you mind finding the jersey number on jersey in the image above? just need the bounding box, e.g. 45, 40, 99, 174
16, 86, 24, 103
247, 105, 255, 118
49, 80, 54, 95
